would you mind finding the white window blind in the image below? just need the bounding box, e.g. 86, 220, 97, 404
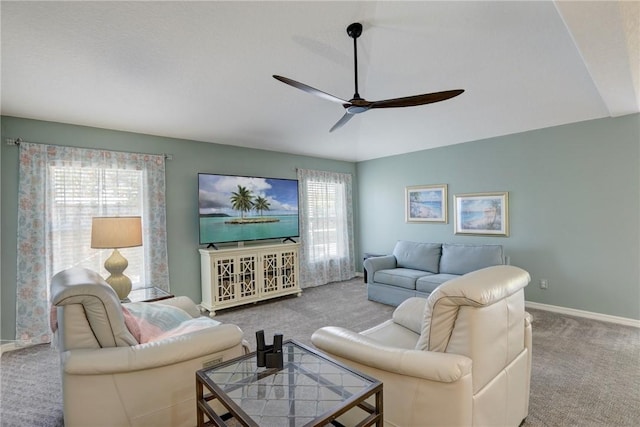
305, 180, 348, 262
49, 166, 145, 286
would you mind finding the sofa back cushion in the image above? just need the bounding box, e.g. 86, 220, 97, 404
439, 243, 503, 275
393, 241, 442, 273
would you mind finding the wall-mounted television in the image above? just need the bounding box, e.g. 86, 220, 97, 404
198, 173, 300, 245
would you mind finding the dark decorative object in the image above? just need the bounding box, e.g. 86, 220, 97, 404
256, 330, 284, 369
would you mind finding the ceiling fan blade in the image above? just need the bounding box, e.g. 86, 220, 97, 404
329, 113, 355, 132
273, 75, 347, 105
370, 89, 464, 109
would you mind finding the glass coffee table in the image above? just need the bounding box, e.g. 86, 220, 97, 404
196, 340, 383, 427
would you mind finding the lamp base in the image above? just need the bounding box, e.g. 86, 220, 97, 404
104, 248, 132, 300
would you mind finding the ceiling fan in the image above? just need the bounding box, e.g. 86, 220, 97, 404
273, 22, 464, 132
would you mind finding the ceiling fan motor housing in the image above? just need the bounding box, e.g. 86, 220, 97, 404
347, 22, 363, 39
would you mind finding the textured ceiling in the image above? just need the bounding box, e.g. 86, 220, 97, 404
2, 1, 638, 162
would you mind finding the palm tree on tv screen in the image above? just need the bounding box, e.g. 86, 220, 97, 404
253, 196, 271, 217
230, 185, 253, 219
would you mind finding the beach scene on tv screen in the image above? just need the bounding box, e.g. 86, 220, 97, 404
199, 174, 299, 243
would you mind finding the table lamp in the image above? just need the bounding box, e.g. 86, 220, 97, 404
91, 216, 142, 300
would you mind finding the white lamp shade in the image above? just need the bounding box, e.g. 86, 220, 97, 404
91, 216, 142, 249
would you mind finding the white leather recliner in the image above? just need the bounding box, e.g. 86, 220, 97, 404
312, 265, 532, 427
50, 267, 248, 427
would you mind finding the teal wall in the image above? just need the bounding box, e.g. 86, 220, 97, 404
2, 113, 639, 341
357, 114, 640, 320
0, 116, 358, 341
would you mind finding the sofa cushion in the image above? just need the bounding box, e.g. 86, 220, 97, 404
392, 241, 442, 273
416, 274, 460, 294
439, 244, 503, 275
374, 268, 432, 290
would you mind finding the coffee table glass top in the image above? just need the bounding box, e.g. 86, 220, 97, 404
200, 340, 380, 426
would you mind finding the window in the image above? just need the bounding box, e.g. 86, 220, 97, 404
297, 169, 355, 287
15, 142, 169, 345
50, 166, 145, 285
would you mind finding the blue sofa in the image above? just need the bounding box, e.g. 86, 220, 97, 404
364, 241, 504, 306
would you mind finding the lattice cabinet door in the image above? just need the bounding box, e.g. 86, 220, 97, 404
259, 247, 300, 298
214, 256, 237, 305
261, 253, 280, 296
237, 254, 258, 300
279, 249, 298, 292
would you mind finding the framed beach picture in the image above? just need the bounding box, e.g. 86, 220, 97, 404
405, 184, 448, 223
454, 192, 509, 236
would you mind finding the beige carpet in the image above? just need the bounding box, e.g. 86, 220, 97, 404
1, 277, 639, 426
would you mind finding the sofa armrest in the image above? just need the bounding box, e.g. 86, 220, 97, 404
62, 323, 244, 375
312, 326, 471, 382
363, 255, 397, 283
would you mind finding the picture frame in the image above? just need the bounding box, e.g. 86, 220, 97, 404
454, 192, 509, 236
405, 184, 448, 223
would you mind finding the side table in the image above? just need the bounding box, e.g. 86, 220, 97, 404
123, 286, 174, 303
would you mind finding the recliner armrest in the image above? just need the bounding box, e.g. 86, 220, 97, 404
363, 255, 397, 283
311, 326, 471, 382
151, 295, 201, 318
62, 323, 244, 374
392, 297, 428, 334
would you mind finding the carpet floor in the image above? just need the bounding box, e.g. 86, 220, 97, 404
1, 277, 639, 426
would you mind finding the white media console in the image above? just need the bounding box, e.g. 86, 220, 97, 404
199, 242, 301, 316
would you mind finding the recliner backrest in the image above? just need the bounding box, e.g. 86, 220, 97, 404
415, 265, 530, 392
51, 267, 138, 350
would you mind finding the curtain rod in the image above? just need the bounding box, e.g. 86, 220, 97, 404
5, 137, 173, 160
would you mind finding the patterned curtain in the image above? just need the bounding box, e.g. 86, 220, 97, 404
15, 142, 169, 345
297, 168, 355, 287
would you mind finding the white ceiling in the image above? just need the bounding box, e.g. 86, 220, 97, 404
2, 1, 638, 162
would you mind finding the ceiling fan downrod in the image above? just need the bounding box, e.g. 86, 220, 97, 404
347, 22, 363, 100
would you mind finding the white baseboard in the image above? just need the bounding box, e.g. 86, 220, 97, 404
526, 301, 640, 328
1, 339, 36, 355
1, 342, 21, 355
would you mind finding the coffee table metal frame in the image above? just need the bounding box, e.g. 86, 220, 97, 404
196, 339, 383, 427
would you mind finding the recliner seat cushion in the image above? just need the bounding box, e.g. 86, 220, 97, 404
392, 241, 442, 273
374, 268, 433, 290
439, 243, 504, 275
121, 302, 221, 343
